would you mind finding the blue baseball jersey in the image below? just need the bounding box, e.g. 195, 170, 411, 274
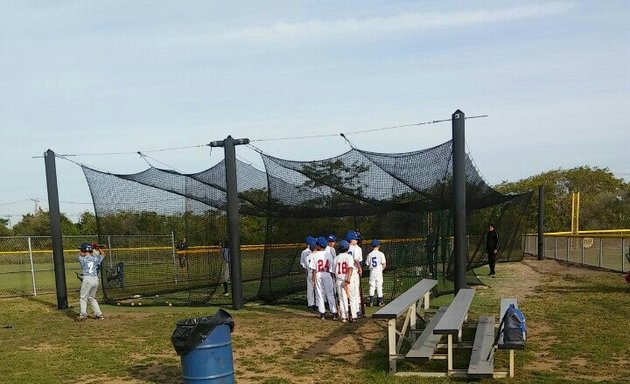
78, 254, 104, 278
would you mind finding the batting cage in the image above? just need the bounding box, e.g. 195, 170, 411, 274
82, 140, 531, 306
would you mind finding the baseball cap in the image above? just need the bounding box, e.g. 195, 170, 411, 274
345, 230, 359, 241
316, 237, 328, 248
307, 237, 317, 248
338, 240, 350, 251
326, 234, 336, 242
371, 239, 380, 247
305, 235, 315, 244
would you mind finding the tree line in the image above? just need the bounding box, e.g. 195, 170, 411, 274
1, 165, 627, 238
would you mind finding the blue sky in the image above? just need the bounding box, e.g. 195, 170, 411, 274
1, 1, 628, 223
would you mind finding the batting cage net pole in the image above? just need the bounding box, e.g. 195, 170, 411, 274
44, 149, 69, 309
452, 110, 467, 293
210, 136, 249, 310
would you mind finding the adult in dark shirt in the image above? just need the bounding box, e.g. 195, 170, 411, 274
176, 237, 189, 273
219, 240, 231, 296
486, 224, 499, 277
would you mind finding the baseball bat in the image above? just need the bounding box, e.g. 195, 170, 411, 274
358, 273, 366, 316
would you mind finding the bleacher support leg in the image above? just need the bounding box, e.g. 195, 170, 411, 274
448, 334, 453, 372
410, 303, 417, 339
388, 319, 397, 374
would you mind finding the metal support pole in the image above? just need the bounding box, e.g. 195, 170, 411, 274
599, 237, 603, 268
107, 235, 113, 268
538, 186, 544, 260
210, 136, 249, 310
28, 236, 37, 296
622, 238, 626, 272
44, 149, 68, 309
452, 110, 467, 293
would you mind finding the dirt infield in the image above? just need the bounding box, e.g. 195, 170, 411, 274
228, 257, 629, 383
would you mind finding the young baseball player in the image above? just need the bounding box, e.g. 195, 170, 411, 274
366, 239, 387, 306
346, 230, 363, 319
325, 234, 337, 259
300, 236, 317, 310
333, 240, 354, 323
76, 242, 105, 321
311, 236, 338, 320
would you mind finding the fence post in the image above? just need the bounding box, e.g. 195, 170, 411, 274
171, 231, 178, 284
537, 185, 544, 260
622, 238, 626, 272
107, 235, 113, 268
581, 237, 585, 265
554, 237, 558, 259
598, 237, 603, 268
28, 236, 37, 296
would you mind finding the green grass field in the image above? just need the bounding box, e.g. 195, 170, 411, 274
1, 257, 629, 383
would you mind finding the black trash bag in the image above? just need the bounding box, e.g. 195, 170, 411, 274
171, 308, 235, 355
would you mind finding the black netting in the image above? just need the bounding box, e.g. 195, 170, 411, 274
81, 140, 531, 306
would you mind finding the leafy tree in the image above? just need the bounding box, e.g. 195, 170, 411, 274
12, 210, 79, 236
0, 218, 11, 236
495, 166, 629, 231
77, 211, 97, 234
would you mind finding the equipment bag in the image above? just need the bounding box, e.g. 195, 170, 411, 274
501, 304, 527, 344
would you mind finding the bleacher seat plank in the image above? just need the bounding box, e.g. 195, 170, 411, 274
467, 316, 495, 378
372, 279, 438, 319
405, 306, 448, 360
433, 288, 475, 334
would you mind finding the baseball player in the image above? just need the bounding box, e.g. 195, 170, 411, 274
325, 234, 337, 259
333, 240, 356, 323
346, 230, 364, 318
76, 242, 105, 321
366, 239, 387, 306
300, 236, 317, 310
311, 236, 338, 320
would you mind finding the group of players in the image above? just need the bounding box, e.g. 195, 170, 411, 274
300, 230, 386, 322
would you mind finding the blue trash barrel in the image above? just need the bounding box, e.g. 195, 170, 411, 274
181, 323, 234, 383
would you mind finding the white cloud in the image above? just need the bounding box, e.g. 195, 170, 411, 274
159, 2, 576, 46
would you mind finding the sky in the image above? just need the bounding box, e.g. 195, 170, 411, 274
1, 1, 629, 224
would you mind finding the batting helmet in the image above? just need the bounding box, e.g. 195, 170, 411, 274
316, 237, 327, 248
338, 240, 350, 251
79, 242, 93, 252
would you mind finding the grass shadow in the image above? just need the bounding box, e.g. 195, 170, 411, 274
25, 294, 81, 320
129, 361, 183, 384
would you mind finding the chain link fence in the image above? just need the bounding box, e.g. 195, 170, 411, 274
524, 234, 630, 272
0, 234, 173, 298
